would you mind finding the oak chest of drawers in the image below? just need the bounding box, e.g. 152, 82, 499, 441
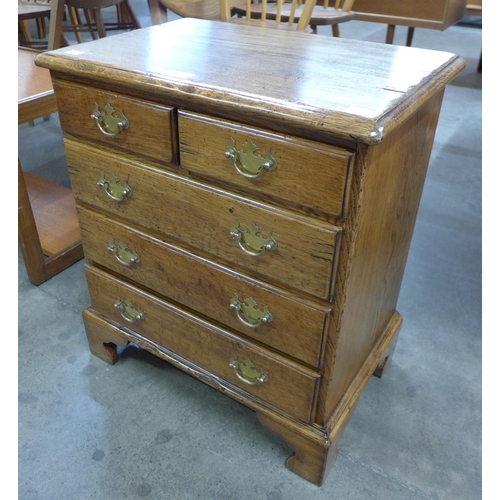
36, 18, 464, 485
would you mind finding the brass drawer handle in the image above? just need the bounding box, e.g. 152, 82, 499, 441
225, 138, 277, 179
90, 102, 129, 138
114, 297, 144, 323
108, 239, 140, 267
229, 356, 268, 385
229, 220, 277, 257
229, 293, 273, 328
97, 172, 132, 202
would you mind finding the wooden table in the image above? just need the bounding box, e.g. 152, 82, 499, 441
18, 47, 83, 285
36, 19, 464, 485
351, 0, 467, 45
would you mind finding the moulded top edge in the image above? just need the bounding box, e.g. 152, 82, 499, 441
35, 18, 466, 144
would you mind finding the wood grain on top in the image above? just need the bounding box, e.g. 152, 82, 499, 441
35, 18, 465, 144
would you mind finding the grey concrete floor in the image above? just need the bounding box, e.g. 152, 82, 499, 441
18, 5, 482, 500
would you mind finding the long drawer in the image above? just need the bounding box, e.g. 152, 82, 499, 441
53, 79, 177, 165
65, 137, 341, 300
78, 207, 329, 366
179, 111, 354, 219
85, 265, 321, 423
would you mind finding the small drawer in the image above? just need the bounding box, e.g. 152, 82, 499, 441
66, 138, 341, 300
85, 265, 321, 423
78, 207, 329, 367
52, 79, 177, 165
179, 111, 354, 219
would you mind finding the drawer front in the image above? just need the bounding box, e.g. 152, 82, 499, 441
53, 80, 177, 164
85, 265, 320, 423
179, 111, 354, 218
78, 207, 329, 366
66, 138, 340, 300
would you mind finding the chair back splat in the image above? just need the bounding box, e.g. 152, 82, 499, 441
221, 0, 316, 30
231, 0, 357, 36
153, 0, 317, 31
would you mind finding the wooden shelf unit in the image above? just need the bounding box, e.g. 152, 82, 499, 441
18, 47, 83, 285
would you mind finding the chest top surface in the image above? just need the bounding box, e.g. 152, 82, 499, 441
36, 18, 464, 144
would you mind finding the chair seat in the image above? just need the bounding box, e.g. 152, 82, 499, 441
18, 3, 52, 21
232, 5, 355, 26
18, 3, 53, 49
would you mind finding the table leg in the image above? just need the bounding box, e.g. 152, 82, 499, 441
18, 161, 47, 285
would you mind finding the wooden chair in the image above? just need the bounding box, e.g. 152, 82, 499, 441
18, 1, 53, 48
231, 0, 356, 36
63, 0, 140, 41
20, 0, 139, 49
151, 0, 316, 31
46, 0, 140, 49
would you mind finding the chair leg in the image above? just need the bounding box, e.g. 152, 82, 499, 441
385, 24, 395, 44
116, 3, 127, 24
84, 10, 100, 39
47, 0, 67, 50
19, 20, 34, 47
36, 17, 46, 39
122, 0, 141, 29
67, 6, 85, 43
149, 0, 168, 25
332, 24, 340, 37
406, 26, 414, 47
93, 10, 107, 38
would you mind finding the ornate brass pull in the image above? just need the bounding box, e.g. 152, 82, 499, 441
97, 172, 132, 202
225, 138, 277, 179
229, 356, 268, 385
229, 220, 277, 257
108, 239, 140, 267
229, 294, 273, 328
90, 102, 129, 138
114, 297, 144, 323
